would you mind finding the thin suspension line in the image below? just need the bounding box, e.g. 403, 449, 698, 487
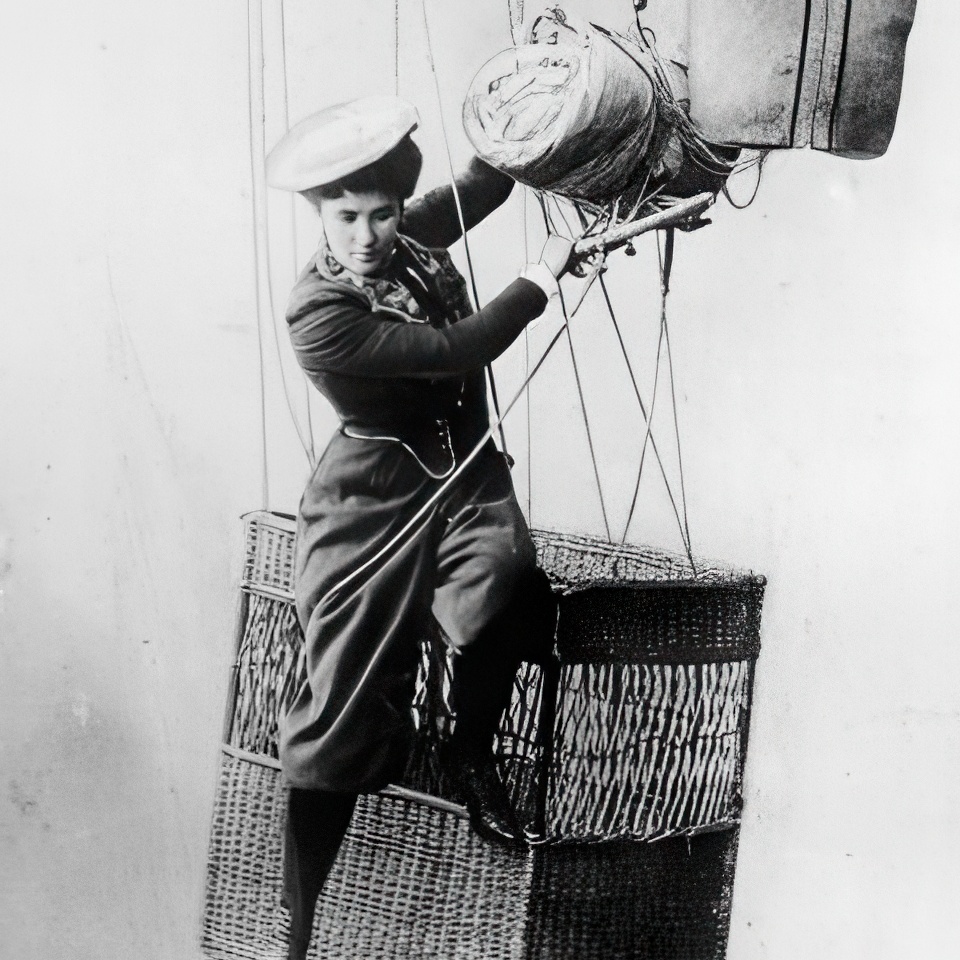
622, 231, 695, 571
598, 273, 690, 556
538, 195, 612, 540
508, 0, 525, 44
279, 0, 316, 461
560, 285, 612, 541
264, 0, 315, 465
394, 0, 401, 94
508, 0, 531, 514
658, 228, 695, 569
524, 325, 532, 517
523, 188, 532, 519
542, 186, 693, 559
622, 284, 667, 545
247, 0, 269, 509
420, 0, 510, 458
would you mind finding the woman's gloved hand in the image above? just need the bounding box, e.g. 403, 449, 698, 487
520, 233, 574, 301
539, 233, 575, 279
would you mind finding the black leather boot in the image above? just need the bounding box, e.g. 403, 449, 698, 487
446, 567, 558, 847
442, 738, 525, 847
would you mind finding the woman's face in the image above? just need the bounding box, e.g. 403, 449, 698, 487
319, 189, 402, 277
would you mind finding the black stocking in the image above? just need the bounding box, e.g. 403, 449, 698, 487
283, 787, 358, 960
451, 566, 557, 757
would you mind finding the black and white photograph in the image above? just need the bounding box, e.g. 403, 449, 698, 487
2, 2, 956, 958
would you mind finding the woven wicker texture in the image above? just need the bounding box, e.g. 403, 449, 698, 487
204, 513, 763, 958
546, 661, 751, 841
314, 792, 532, 960
203, 754, 287, 960
230, 593, 302, 758
241, 511, 297, 600
228, 515, 761, 842
203, 752, 739, 960
535, 529, 736, 589
203, 752, 531, 960
525, 831, 739, 960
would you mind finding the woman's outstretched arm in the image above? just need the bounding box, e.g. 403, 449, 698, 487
401, 157, 515, 249
289, 277, 546, 380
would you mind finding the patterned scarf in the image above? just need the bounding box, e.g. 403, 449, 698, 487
313, 233, 474, 329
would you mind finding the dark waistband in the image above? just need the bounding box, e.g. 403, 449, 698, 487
341, 416, 490, 479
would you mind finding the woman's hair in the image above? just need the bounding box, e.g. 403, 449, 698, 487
302, 134, 423, 206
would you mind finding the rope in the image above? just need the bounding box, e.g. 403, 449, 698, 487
597, 273, 691, 557
507, 0, 525, 44
261, 0, 315, 466
657, 229, 695, 570
280, 0, 317, 462
318, 298, 584, 610
394, 0, 401, 95
537, 196, 611, 540
420, 0, 511, 460
523, 188, 532, 519
621, 278, 666, 545
560, 286, 612, 541
247, 0, 269, 509
722, 150, 768, 210
618, 230, 695, 568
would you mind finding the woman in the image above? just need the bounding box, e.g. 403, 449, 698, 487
266, 96, 570, 959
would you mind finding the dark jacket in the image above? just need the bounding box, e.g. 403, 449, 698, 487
286, 160, 547, 475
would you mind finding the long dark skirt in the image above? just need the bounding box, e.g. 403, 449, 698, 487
279, 432, 540, 792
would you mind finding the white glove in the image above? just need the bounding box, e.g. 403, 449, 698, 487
520, 234, 575, 299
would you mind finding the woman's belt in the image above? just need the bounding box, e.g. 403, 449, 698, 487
341, 419, 458, 479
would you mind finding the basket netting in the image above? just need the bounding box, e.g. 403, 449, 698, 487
227, 516, 762, 844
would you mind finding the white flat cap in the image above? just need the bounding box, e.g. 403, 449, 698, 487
266, 96, 420, 192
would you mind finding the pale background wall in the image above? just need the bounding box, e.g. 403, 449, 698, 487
1, 1, 957, 958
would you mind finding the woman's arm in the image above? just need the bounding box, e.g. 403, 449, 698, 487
289, 277, 546, 380
401, 157, 515, 249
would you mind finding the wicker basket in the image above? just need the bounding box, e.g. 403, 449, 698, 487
203, 512, 763, 959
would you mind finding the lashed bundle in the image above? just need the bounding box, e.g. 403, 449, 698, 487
463, 9, 734, 215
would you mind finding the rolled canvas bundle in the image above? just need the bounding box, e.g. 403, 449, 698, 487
203, 513, 764, 959
463, 8, 735, 216
471, 0, 915, 194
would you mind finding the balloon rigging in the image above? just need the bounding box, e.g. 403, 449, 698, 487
248, 2, 770, 581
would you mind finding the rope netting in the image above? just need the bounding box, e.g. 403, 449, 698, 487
227, 514, 762, 846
